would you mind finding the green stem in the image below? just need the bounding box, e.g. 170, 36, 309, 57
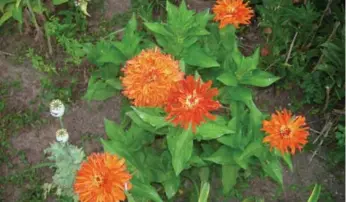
26, 0, 40, 32
59, 116, 64, 129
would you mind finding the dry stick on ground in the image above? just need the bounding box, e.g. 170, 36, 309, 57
312, 21, 340, 72
284, 32, 298, 64
0, 50, 14, 56
309, 114, 337, 163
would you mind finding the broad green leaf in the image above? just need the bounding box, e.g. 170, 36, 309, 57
274, 149, 293, 172
105, 78, 122, 90
0, 0, 15, 12
101, 139, 135, 166
233, 150, 249, 169
240, 69, 280, 87
131, 179, 163, 202
0, 11, 12, 26
239, 140, 264, 160
52, 0, 68, 5
204, 146, 236, 165
307, 184, 322, 202
11, 5, 22, 23
163, 177, 180, 199
131, 107, 168, 129
184, 45, 219, 68
220, 25, 237, 51
126, 111, 157, 133
167, 127, 194, 175
145, 22, 172, 36
104, 119, 124, 140
198, 182, 210, 202
217, 71, 238, 86
219, 86, 252, 104
83, 79, 117, 101
261, 157, 283, 187
125, 191, 136, 202
222, 164, 240, 194
196, 117, 234, 140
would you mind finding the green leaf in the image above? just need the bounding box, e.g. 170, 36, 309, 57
11, 5, 22, 23
239, 69, 280, 87
163, 177, 180, 199
0, 11, 12, 26
105, 78, 122, 90
131, 179, 163, 202
83, 78, 118, 101
217, 70, 238, 86
204, 146, 236, 165
261, 157, 283, 187
219, 86, 252, 104
104, 119, 125, 140
131, 107, 168, 129
274, 149, 293, 172
52, 0, 68, 5
184, 45, 219, 68
125, 191, 136, 202
101, 139, 135, 166
307, 184, 322, 202
222, 164, 240, 194
196, 117, 234, 140
145, 22, 172, 36
239, 140, 264, 160
220, 25, 237, 51
0, 0, 15, 12
126, 111, 157, 133
167, 127, 194, 175
198, 182, 210, 202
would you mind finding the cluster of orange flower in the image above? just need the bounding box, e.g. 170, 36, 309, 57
72, 1, 309, 201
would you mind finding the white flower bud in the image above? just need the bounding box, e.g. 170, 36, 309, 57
50, 99, 65, 118
56, 129, 69, 143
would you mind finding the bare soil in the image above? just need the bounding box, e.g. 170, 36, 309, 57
0, 0, 344, 202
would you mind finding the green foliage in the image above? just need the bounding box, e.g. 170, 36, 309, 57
81, 1, 292, 200
44, 142, 85, 200
307, 184, 322, 202
257, 0, 345, 109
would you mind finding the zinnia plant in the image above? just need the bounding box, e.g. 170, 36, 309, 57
74, 153, 132, 202
213, 0, 254, 28
64, 1, 312, 201
121, 48, 184, 107
262, 109, 309, 154
165, 76, 221, 133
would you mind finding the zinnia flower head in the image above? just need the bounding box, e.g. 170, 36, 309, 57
262, 109, 309, 155
165, 76, 221, 133
74, 153, 132, 202
121, 48, 184, 107
56, 128, 69, 143
50, 99, 65, 118
213, 0, 254, 29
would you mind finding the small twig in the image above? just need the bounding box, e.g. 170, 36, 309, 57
322, 86, 331, 112
333, 109, 345, 115
312, 21, 340, 72
0, 50, 14, 56
309, 121, 333, 163
309, 128, 321, 134
284, 32, 298, 64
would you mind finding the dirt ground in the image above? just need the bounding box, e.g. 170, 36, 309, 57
0, 0, 344, 201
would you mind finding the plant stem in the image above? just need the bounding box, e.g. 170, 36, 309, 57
59, 117, 65, 129
284, 32, 298, 65
26, 0, 41, 37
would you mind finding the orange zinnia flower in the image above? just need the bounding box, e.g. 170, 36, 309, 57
165, 76, 221, 133
121, 48, 184, 107
213, 0, 254, 29
262, 109, 309, 155
74, 153, 132, 202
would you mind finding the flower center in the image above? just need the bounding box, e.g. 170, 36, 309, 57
92, 175, 104, 187
227, 5, 235, 14
279, 126, 291, 138
146, 70, 159, 83
185, 90, 200, 109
